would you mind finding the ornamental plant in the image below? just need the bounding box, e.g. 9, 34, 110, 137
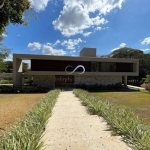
141, 83, 150, 92
73, 89, 150, 150
0, 89, 60, 150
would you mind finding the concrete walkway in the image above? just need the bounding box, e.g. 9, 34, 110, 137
127, 85, 145, 90
41, 91, 132, 150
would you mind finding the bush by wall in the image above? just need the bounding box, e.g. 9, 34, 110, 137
0, 89, 60, 150
0, 85, 52, 93
0, 79, 13, 84
73, 89, 150, 150
74, 83, 123, 91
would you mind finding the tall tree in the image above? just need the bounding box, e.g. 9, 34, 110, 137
0, 0, 30, 35
109, 47, 144, 59
0, 61, 7, 72
0, 0, 32, 61
108, 47, 150, 84
0, 61, 29, 73
0, 42, 11, 61
140, 53, 150, 75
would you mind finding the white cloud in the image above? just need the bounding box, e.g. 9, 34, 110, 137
28, 42, 42, 50
141, 37, 150, 45
42, 44, 67, 55
53, 4, 107, 36
95, 27, 102, 30
53, 40, 61, 47
111, 42, 126, 51
53, 0, 125, 36
141, 48, 150, 52
119, 43, 126, 47
29, 0, 50, 12
64, 0, 125, 14
61, 38, 83, 49
69, 50, 76, 54
2, 33, 7, 37
83, 32, 92, 37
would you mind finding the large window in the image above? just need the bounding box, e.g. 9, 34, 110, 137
99, 62, 116, 72
91, 62, 116, 72
91, 62, 99, 72
90, 62, 133, 72
31, 59, 134, 72
31, 60, 91, 71
116, 63, 133, 72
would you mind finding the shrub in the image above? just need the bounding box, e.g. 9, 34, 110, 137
142, 74, 150, 83
73, 89, 150, 150
0, 85, 52, 93
24, 78, 33, 85
0, 89, 60, 150
74, 82, 123, 91
0, 79, 13, 84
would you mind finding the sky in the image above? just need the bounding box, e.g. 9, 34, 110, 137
2, 0, 150, 63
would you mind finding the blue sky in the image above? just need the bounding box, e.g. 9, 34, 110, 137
2, 0, 150, 62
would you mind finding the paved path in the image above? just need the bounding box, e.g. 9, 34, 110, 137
127, 85, 145, 90
41, 91, 132, 150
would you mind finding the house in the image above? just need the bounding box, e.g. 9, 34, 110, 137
13, 48, 139, 88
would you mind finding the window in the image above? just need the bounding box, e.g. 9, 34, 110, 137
91, 62, 99, 72
99, 62, 116, 72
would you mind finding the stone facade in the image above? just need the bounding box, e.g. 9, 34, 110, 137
75, 75, 122, 86
33, 75, 55, 88
32, 75, 122, 87
0, 73, 13, 79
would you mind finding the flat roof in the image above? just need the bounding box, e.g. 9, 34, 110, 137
13, 54, 139, 63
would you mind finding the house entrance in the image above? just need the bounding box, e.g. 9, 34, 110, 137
55, 75, 74, 87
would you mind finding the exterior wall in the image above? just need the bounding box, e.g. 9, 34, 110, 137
75, 75, 122, 86
80, 48, 96, 57
0, 73, 13, 79
33, 75, 55, 88
13, 52, 139, 87
32, 75, 122, 87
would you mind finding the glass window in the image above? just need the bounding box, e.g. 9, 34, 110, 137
91, 62, 99, 72
99, 62, 116, 72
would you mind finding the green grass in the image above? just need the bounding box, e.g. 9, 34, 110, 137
74, 89, 150, 150
0, 79, 12, 84
0, 89, 60, 150
91, 91, 150, 125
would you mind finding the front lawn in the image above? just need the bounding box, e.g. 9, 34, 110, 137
91, 91, 150, 125
0, 93, 46, 135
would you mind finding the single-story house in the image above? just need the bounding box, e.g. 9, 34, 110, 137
13, 48, 139, 88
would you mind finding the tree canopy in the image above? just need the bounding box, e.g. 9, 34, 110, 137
0, 61, 29, 73
109, 47, 144, 59
0, 42, 11, 61
0, 0, 30, 35
0, 0, 32, 61
99, 47, 150, 84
